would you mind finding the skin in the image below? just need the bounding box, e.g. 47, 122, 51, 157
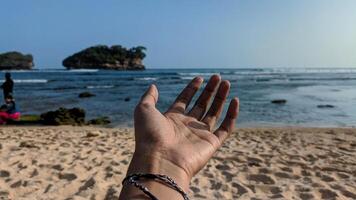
119, 75, 239, 199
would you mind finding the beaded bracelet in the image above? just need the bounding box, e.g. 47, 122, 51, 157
122, 173, 190, 200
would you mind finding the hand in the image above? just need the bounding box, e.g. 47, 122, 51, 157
121, 75, 239, 199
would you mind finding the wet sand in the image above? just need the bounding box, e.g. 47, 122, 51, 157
0, 126, 355, 200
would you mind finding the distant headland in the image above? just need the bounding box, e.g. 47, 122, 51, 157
0, 51, 34, 70
62, 45, 146, 70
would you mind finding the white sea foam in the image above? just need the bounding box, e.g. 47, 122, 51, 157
177, 72, 219, 76
3, 79, 49, 83
86, 85, 114, 89
134, 77, 157, 81
67, 69, 99, 72
180, 76, 195, 80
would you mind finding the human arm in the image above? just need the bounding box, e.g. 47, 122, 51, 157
119, 75, 239, 199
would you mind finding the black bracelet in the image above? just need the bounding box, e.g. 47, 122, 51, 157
122, 173, 190, 200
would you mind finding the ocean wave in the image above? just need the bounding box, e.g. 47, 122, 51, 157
67, 69, 99, 72
134, 77, 157, 81
2, 79, 49, 83
233, 68, 356, 75
289, 77, 356, 81
177, 72, 219, 76
180, 76, 196, 80
86, 85, 115, 89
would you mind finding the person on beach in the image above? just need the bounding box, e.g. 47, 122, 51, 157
119, 75, 239, 199
1, 73, 14, 100
0, 94, 20, 124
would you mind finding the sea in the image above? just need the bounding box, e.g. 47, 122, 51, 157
1, 68, 356, 127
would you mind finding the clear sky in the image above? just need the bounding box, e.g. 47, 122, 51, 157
1, 0, 356, 68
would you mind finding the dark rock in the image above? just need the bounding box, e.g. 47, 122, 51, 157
271, 99, 287, 104
317, 104, 335, 108
40, 107, 85, 125
124, 97, 130, 102
0, 51, 34, 70
62, 45, 146, 70
87, 116, 111, 125
79, 92, 96, 98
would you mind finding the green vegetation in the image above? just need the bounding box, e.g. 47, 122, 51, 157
7, 114, 41, 125
0, 51, 34, 70
62, 45, 146, 70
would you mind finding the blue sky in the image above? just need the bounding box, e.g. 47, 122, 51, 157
1, 0, 356, 68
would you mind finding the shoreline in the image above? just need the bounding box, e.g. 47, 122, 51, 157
0, 126, 355, 199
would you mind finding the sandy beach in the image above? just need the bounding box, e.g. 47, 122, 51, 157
0, 126, 355, 200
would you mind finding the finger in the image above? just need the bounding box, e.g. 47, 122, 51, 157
202, 80, 230, 130
139, 84, 159, 107
188, 75, 221, 120
214, 98, 239, 144
168, 77, 203, 113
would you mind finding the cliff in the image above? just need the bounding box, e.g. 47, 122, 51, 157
0, 51, 34, 70
62, 45, 146, 70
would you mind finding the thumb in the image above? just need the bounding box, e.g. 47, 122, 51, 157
139, 84, 159, 107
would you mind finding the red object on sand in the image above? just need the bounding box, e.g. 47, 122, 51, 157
0, 112, 20, 124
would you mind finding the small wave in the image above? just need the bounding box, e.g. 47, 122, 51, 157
86, 85, 115, 89
180, 76, 195, 80
134, 77, 157, 81
2, 79, 48, 83
289, 77, 356, 81
177, 72, 219, 76
67, 69, 99, 72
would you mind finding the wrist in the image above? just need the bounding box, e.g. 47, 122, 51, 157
127, 151, 191, 191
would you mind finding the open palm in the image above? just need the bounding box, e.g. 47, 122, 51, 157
132, 75, 239, 185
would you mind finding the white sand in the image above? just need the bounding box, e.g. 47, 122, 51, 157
0, 126, 355, 200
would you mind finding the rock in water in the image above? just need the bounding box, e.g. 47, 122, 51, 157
79, 92, 96, 98
271, 99, 287, 104
0, 51, 34, 70
87, 116, 111, 125
40, 107, 85, 125
317, 104, 335, 108
62, 45, 146, 70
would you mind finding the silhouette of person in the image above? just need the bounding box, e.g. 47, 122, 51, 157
1, 73, 14, 99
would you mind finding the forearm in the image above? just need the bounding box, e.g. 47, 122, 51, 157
119, 152, 191, 200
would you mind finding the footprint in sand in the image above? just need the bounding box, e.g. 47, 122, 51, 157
58, 173, 77, 181
248, 174, 275, 184
319, 189, 339, 200
0, 170, 10, 178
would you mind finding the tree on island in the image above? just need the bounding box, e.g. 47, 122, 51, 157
62, 45, 146, 70
0, 51, 34, 70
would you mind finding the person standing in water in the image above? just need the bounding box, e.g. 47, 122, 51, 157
1, 73, 14, 100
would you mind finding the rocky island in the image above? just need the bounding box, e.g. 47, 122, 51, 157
0, 51, 34, 70
62, 45, 146, 70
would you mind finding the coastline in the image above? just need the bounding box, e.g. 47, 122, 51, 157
0, 126, 355, 199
